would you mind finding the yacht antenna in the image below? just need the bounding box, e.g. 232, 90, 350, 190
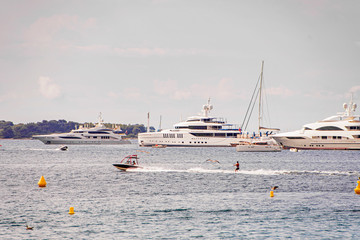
202, 98, 213, 117
158, 115, 162, 131
98, 112, 104, 127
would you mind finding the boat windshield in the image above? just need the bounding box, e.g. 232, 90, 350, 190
121, 155, 139, 165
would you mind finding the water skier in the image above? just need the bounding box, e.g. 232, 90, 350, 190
234, 161, 240, 172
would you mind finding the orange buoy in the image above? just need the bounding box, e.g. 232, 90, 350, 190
38, 176, 46, 188
69, 207, 75, 215
270, 190, 274, 197
270, 186, 278, 197
354, 180, 360, 195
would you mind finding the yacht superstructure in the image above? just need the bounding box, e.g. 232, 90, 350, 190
272, 97, 360, 150
33, 113, 131, 145
138, 99, 243, 147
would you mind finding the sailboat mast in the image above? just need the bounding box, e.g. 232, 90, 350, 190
147, 112, 150, 133
258, 61, 264, 134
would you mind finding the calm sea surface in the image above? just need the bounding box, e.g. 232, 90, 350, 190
1, 139, 360, 239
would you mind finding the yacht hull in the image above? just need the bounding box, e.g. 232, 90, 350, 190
236, 145, 281, 152
138, 131, 242, 147
273, 136, 360, 150
33, 136, 131, 145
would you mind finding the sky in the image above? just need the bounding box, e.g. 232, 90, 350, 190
1, 0, 360, 132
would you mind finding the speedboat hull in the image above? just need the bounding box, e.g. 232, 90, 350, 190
113, 164, 142, 171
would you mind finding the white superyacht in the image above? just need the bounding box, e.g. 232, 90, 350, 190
33, 114, 131, 145
138, 99, 243, 147
272, 96, 360, 150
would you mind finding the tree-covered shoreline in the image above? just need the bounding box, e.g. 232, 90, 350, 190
0, 120, 153, 139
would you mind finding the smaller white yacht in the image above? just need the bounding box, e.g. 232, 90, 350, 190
233, 61, 281, 152
272, 96, 360, 150
235, 137, 281, 152
33, 113, 131, 145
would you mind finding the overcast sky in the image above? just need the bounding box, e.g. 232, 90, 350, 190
1, 0, 359, 132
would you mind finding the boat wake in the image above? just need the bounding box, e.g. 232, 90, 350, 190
128, 167, 359, 176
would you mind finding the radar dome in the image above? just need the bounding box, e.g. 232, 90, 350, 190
353, 103, 357, 111
343, 103, 348, 110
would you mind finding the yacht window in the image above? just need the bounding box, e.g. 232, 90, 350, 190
286, 137, 305, 139
226, 133, 237, 137
304, 127, 312, 130
175, 126, 189, 129
59, 136, 82, 139
316, 126, 343, 131
190, 133, 213, 137
214, 133, 226, 137
348, 126, 360, 130
188, 126, 207, 130
88, 131, 110, 134
321, 136, 327, 139
209, 126, 222, 130
353, 135, 360, 139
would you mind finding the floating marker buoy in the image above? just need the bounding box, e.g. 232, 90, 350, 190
38, 176, 46, 188
270, 186, 278, 197
26, 225, 33, 230
69, 207, 75, 215
354, 180, 360, 195
270, 190, 274, 197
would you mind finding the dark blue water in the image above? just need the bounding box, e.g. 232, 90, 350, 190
1, 139, 360, 239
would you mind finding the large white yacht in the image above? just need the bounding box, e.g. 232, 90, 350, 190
272, 97, 360, 150
138, 99, 243, 147
33, 114, 131, 145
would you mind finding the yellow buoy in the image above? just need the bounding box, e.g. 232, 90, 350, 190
69, 207, 75, 215
270, 186, 278, 197
38, 176, 46, 188
270, 190, 274, 197
354, 180, 360, 195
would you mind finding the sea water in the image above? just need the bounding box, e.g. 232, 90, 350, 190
1, 139, 360, 239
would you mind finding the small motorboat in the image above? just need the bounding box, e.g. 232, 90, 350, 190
113, 154, 142, 171
59, 145, 68, 151
290, 148, 299, 152
152, 144, 166, 148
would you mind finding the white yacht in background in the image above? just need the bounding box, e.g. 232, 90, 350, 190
235, 138, 281, 152
272, 96, 360, 150
33, 113, 131, 145
138, 99, 243, 147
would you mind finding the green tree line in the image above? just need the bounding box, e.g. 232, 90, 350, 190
0, 120, 153, 139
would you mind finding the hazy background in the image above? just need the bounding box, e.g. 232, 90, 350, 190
1, 0, 359, 132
